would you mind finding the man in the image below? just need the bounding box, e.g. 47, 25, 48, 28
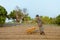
36, 15, 45, 35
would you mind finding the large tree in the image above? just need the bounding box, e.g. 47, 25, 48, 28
0, 5, 7, 26
8, 10, 24, 23
8, 6, 24, 23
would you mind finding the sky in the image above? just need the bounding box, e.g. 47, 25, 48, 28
0, 0, 60, 18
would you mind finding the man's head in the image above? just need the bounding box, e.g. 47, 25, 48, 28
36, 15, 39, 17
36, 15, 40, 20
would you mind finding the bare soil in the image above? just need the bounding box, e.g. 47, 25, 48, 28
0, 24, 60, 40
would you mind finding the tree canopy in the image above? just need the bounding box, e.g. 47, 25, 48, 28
0, 5, 7, 26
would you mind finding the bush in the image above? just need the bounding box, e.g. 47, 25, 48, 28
55, 15, 60, 25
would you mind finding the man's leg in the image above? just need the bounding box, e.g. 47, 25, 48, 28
39, 26, 45, 35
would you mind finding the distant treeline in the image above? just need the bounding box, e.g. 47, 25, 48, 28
0, 5, 60, 27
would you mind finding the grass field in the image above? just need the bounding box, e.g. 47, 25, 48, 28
0, 24, 60, 40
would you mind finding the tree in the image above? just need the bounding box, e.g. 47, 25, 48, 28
22, 14, 32, 23
40, 16, 55, 24
55, 15, 60, 25
8, 10, 23, 23
0, 5, 7, 26
8, 6, 25, 23
40, 16, 50, 24
22, 8, 32, 23
8, 10, 16, 19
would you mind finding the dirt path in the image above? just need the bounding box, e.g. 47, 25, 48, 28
0, 25, 60, 40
